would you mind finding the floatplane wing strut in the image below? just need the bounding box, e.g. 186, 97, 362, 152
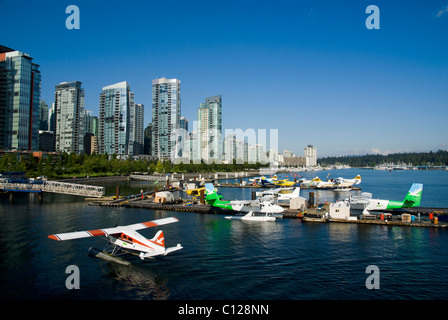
48, 217, 179, 241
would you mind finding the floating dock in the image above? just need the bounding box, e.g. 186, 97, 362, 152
89, 194, 447, 228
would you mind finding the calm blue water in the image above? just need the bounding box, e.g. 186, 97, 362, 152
1, 169, 448, 300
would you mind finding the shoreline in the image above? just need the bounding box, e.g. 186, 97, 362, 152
59, 171, 260, 185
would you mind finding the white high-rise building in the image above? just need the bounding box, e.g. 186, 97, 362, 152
98, 81, 133, 156
248, 144, 266, 164
54, 81, 85, 154
304, 144, 317, 166
197, 95, 222, 163
151, 77, 181, 160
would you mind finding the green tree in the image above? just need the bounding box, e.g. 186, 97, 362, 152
156, 161, 164, 173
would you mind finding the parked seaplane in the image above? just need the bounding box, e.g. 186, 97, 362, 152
277, 187, 301, 201
348, 183, 423, 215
298, 177, 314, 187
48, 217, 183, 261
311, 175, 361, 188
249, 175, 278, 186
273, 179, 295, 187
310, 177, 334, 188
334, 175, 361, 187
185, 186, 207, 199
204, 183, 283, 221
256, 187, 301, 202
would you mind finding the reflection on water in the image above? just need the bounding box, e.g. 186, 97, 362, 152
104, 261, 171, 300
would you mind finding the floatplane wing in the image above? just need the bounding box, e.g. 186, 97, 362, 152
48, 217, 179, 241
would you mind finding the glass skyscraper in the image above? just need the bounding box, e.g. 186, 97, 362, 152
0, 48, 41, 151
98, 81, 134, 156
151, 77, 181, 160
133, 103, 144, 155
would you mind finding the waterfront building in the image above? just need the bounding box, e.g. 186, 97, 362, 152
224, 135, 248, 164
172, 116, 189, 161
39, 100, 49, 131
83, 112, 98, 155
84, 110, 93, 134
38, 130, 54, 152
128, 93, 135, 156
98, 81, 134, 156
91, 116, 98, 137
223, 134, 248, 164
0, 47, 41, 151
305, 144, 317, 166
223, 134, 236, 163
144, 123, 152, 155
186, 124, 201, 163
266, 148, 280, 166
48, 103, 55, 132
179, 116, 188, 132
284, 149, 294, 157
133, 103, 144, 155
235, 139, 248, 163
151, 77, 181, 160
284, 156, 306, 167
248, 144, 266, 164
54, 81, 85, 154
197, 95, 222, 163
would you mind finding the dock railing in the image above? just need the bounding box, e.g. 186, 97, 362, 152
0, 180, 105, 198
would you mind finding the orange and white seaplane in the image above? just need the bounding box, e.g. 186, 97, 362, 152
48, 217, 183, 262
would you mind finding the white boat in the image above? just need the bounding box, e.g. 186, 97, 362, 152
225, 211, 276, 221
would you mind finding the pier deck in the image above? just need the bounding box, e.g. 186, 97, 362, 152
1, 180, 105, 198
89, 194, 448, 228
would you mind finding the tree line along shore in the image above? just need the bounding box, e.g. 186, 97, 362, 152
318, 150, 448, 168
1, 150, 446, 180
0, 152, 268, 179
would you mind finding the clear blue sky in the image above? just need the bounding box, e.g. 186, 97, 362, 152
1, 0, 447, 157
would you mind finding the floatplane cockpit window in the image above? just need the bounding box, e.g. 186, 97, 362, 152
112, 233, 134, 243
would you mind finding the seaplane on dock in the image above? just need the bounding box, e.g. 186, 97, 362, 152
204, 183, 284, 221
310, 175, 361, 189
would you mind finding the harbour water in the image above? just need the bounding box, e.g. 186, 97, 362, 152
1, 168, 448, 300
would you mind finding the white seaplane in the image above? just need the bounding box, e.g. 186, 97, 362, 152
204, 183, 283, 221
298, 178, 314, 187
48, 217, 183, 261
311, 175, 361, 189
256, 187, 301, 201
334, 175, 361, 187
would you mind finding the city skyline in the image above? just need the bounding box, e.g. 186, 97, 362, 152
1, 1, 447, 157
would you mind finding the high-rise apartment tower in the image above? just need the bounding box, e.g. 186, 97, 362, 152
54, 81, 85, 154
151, 77, 181, 160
